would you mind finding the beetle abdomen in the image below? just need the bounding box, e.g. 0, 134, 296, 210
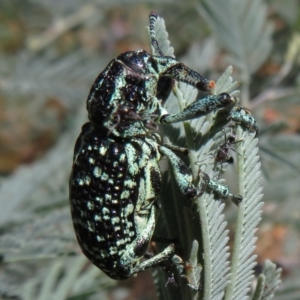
69, 123, 162, 278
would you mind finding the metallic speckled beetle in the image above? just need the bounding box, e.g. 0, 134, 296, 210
69, 12, 241, 283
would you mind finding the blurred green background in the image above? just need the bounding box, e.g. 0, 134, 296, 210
0, 0, 300, 299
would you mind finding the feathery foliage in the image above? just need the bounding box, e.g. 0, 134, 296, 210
150, 13, 279, 300
251, 260, 282, 300
224, 128, 264, 300
197, 0, 273, 104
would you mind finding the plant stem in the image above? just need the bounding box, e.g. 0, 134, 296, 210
224, 125, 245, 300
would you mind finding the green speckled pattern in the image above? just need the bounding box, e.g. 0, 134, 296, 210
70, 123, 162, 279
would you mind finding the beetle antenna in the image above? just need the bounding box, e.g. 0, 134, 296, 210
149, 11, 164, 56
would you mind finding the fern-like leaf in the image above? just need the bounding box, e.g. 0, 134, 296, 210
21, 256, 114, 300
224, 127, 264, 300
149, 13, 175, 57
197, 0, 273, 76
149, 13, 243, 300
251, 260, 282, 300
197, 0, 273, 104
0, 51, 106, 108
188, 70, 240, 300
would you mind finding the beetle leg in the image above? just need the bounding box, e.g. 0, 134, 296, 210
159, 93, 233, 124
160, 145, 243, 205
162, 143, 189, 155
159, 146, 197, 199
122, 206, 182, 276
199, 172, 243, 206
130, 244, 178, 276
149, 11, 164, 56
228, 107, 259, 135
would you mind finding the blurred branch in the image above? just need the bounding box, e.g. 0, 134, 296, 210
251, 87, 297, 109
26, 4, 101, 52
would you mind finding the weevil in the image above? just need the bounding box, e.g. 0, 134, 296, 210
69, 11, 241, 283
